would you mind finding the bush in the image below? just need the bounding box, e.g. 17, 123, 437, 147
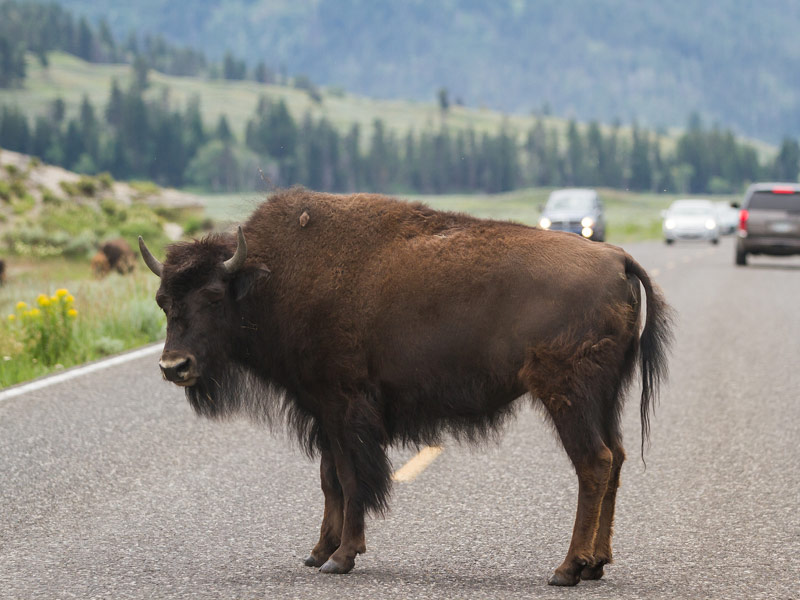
0, 180, 11, 202
7, 289, 78, 366
93, 336, 126, 356
76, 175, 98, 197
97, 172, 114, 190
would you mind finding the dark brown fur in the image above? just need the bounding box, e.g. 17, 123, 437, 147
147, 187, 673, 585
94, 238, 136, 278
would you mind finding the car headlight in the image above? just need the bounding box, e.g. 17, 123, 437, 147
539, 217, 551, 229
581, 227, 594, 238
581, 216, 595, 228
664, 219, 676, 230
705, 219, 717, 230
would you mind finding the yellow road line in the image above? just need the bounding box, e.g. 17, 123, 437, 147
392, 446, 443, 482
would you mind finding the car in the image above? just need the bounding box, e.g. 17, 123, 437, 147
538, 188, 606, 241
714, 201, 739, 235
662, 199, 720, 245
735, 182, 800, 266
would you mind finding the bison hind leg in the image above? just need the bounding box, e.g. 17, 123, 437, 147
519, 338, 628, 586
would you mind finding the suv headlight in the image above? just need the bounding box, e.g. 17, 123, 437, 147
705, 219, 717, 230
581, 216, 595, 228
664, 219, 676, 230
539, 217, 551, 229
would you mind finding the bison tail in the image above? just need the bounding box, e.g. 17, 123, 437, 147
625, 254, 674, 462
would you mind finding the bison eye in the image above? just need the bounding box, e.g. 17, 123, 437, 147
202, 287, 226, 305
155, 293, 170, 310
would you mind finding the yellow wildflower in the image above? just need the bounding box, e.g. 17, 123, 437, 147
16, 301, 27, 310
29, 308, 41, 318
51, 295, 59, 303
37, 294, 50, 307
7, 314, 15, 321
67, 308, 78, 318
55, 289, 69, 298
65, 294, 75, 304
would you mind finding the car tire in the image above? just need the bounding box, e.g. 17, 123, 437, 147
711, 238, 719, 245
735, 247, 747, 266
665, 238, 674, 245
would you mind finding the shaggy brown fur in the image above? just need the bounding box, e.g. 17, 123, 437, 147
93, 238, 136, 278
142, 187, 673, 586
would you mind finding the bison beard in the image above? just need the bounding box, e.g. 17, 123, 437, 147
140, 187, 673, 586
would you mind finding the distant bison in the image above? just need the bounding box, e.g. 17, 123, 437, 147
139, 188, 672, 586
92, 238, 136, 278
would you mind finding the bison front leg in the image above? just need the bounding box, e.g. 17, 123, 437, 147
318, 419, 391, 574
304, 450, 343, 568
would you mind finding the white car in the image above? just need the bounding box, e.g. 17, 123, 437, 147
662, 199, 720, 245
714, 201, 739, 235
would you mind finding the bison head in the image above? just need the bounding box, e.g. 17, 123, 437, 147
139, 227, 272, 417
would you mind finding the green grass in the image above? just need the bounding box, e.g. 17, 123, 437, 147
0, 260, 163, 388
199, 187, 735, 244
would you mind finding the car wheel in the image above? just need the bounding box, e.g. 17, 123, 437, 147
735, 247, 747, 266
711, 238, 719, 245
665, 238, 674, 245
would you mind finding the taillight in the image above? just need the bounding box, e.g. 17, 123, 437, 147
771, 188, 795, 194
739, 209, 749, 231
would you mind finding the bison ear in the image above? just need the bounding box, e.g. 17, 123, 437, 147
232, 265, 271, 301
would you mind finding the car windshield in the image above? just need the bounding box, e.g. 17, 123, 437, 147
546, 193, 594, 211
669, 202, 713, 215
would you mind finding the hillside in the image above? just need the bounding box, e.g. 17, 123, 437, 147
43, 0, 800, 142
0, 52, 574, 144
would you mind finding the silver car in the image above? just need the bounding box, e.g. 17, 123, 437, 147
662, 199, 720, 245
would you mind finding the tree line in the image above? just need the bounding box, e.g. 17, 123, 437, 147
0, 0, 277, 88
1, 73, 797, 195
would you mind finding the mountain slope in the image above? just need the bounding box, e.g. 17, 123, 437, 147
40, 0, 800, 142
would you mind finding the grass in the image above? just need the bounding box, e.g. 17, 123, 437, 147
0, 259, 163, 388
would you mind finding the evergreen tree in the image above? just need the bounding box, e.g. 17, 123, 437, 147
0, 36, 26, 88
773, 138, 800, 182
76, 17, 93, 61
105, 79, 124, 128
629, 125, 653, 190
254, 61, 273, 84
0, 105, 30, 152
132, 55, 149, 90
215, 115, 233, 142
79, 94, 99, 160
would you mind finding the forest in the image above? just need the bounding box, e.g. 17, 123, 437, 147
1, 0, 798, 195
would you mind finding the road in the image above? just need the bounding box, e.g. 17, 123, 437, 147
1, 237, 799, 599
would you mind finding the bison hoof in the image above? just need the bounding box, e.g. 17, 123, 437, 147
319, 558, 353, 574
303, 554, 326, 568
580, 562, 606, 580
548, 569, 581, 587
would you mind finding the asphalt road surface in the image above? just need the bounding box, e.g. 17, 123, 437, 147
2, 237, 799, 600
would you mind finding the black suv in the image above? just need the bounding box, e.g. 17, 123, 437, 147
736, 182, 800, 266
538, 188, 606, 242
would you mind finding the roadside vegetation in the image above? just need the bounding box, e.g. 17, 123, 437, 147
0, 266, 162, 387
0, 152, 197, 388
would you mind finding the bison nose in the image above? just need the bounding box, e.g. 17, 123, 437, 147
159, 353, 198, 384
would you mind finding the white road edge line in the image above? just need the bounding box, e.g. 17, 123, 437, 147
0, 342, 164, 402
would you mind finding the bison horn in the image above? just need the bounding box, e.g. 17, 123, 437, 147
138, 236, 163, 277
223, 226, 247, 274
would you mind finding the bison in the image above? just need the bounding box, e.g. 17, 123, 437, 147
92, 238, 136, 278
139, 187, 672, 586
